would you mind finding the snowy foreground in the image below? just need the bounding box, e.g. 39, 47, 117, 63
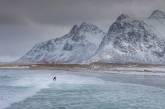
1, 70, 165, 109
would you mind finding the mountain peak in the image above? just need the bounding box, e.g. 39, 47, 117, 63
80, 22, 92, 27
18, 22, 105, 64
149, 10, 165, 19
79, 22, 100, 30
116, 14, 130, 21
70, 24, 79, 34
70, 22, 102, 35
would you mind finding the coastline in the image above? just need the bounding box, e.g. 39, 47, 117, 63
0, 63, 165, 76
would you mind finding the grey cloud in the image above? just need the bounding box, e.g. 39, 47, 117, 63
0, 0, 165, 61
0, 0, 165, 25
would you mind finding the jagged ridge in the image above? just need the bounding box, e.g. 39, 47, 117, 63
90, 12, 165, 64
149, 10, 165, 19
18, 22, 105, 64
18, 10, 165, 65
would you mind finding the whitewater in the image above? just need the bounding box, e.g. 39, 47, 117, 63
0, 70, 165, 109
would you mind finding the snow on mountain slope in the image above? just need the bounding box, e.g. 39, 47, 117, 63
149, 10, 165, 19
144, 10, 165, 40
18, 23, 105, 64
18, 10, 165, 65
90, 11, 165, 64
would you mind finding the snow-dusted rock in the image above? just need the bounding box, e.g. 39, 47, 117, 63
90, 12, 165, 64
18, 22, 105, 64
18, 10, 165, 65
149, 10, 165, 19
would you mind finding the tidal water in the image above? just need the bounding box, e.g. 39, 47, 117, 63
0, 70, 165, 109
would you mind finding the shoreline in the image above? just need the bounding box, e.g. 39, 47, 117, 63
0, 63, 165, 76
1, 67, 165, 76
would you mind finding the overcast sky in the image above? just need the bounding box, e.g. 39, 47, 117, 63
0, 0, 165, 62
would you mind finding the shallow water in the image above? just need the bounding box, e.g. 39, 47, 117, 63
1, 70, 165, 109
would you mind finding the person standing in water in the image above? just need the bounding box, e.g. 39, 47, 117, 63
53, 76, 56, 81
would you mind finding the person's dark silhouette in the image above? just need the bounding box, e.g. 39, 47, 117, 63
53, 76, 56, 81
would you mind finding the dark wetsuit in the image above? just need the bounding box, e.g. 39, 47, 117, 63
53, 76, 56, 81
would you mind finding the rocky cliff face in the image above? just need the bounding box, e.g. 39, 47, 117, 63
149, 10, 165, 19
90, 12, 165, 64
18, 23, 105, 64
18, 10, 165, 65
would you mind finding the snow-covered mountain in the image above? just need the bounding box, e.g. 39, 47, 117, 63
18, 10, 165, 65
145, 10, 165, 40
90, 10, 165, 64
149, 10, 165, 19
18, 23, 105, 64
